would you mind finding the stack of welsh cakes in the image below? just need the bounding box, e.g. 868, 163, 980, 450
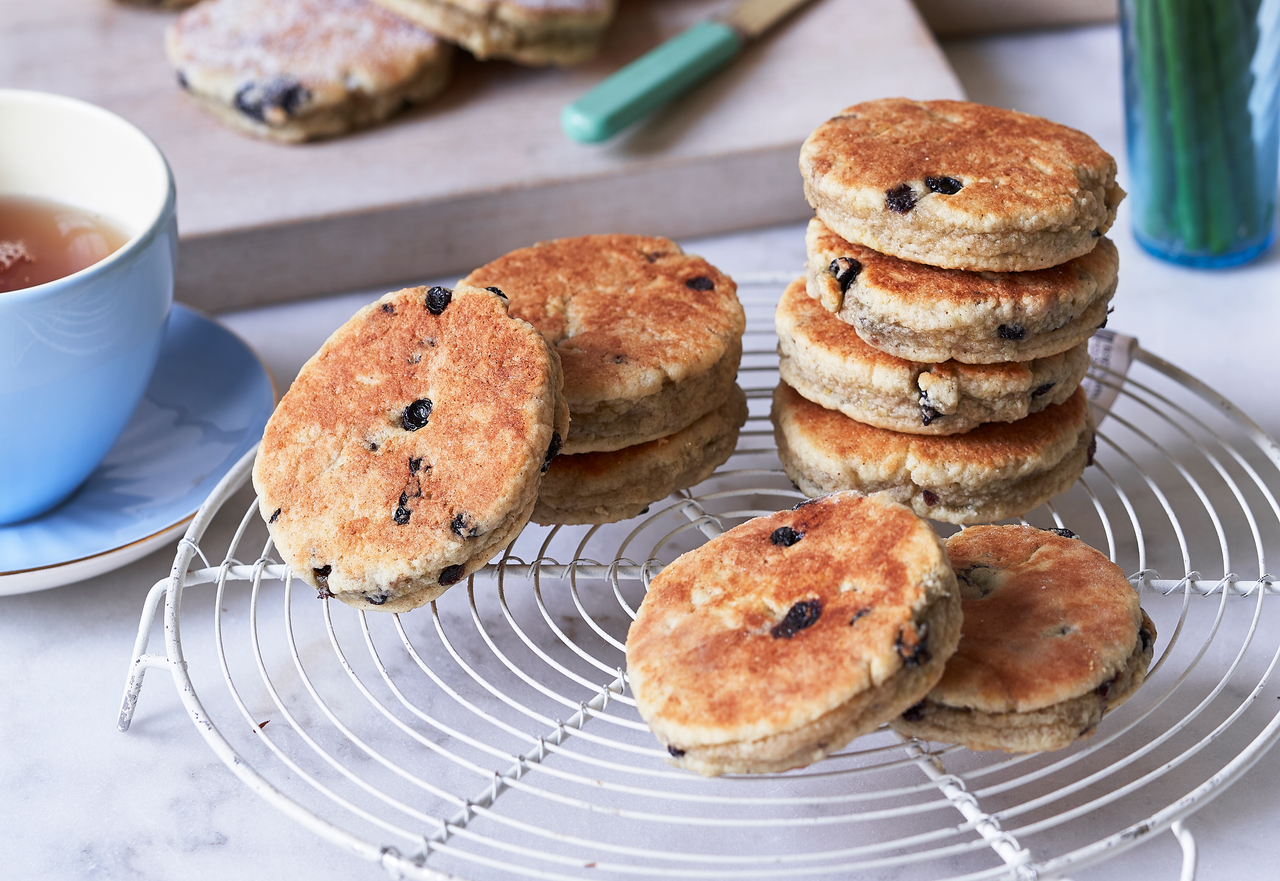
461, 234, 748, 525
773, 98, 1125, 523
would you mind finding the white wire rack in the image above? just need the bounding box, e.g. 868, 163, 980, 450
119, 273, 1280, 881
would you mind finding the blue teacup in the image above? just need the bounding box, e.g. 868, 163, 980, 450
0, 90, 176, 524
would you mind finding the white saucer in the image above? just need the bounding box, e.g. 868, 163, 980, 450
0, 305, 276, 595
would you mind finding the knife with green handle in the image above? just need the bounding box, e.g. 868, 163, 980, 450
562, 0, 818, 143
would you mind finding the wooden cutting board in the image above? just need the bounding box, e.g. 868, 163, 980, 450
0, 0, 963, 310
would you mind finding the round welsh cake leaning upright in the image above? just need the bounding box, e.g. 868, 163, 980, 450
253, 285, 569, 612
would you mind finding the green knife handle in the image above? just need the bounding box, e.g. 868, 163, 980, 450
562, 20, 743, 143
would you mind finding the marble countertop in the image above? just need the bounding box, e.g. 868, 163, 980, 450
4, 23, 1280, 881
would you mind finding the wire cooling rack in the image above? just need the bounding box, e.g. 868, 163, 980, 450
119, 274, 1280, 881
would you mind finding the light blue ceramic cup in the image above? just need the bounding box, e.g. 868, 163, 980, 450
0, 90, 176, 524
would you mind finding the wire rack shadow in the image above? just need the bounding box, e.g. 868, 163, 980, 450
119, 274, 1280, 881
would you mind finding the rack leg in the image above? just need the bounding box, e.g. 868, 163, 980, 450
1172, 820, 1198, 881
117, 578, 173, 732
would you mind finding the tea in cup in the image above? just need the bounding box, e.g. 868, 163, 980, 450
0, 194, 131, 293
0, 90, 177, 524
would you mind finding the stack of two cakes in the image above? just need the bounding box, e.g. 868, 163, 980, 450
773, 99, 1125, 523
461, 234, 748, 525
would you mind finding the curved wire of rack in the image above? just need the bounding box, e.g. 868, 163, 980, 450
119, 274, 1280, 881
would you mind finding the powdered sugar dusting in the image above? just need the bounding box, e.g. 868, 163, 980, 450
170, 0, 442, 84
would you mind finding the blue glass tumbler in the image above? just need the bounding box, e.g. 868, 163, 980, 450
1120, 0, 1279, 267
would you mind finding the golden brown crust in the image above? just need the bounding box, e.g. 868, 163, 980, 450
804, 99, 1118, 222
252, 285, 568, 613
891, 612, 1154, 751
778, 382, 1091, 480
777, 275, 1089, 434
626, 492, 960, 773
800, 99, 1124, 271
806, 218, 1120, 330
461, 235, 745, 453
771, 383, 1093, 524
783, 274, 903, 369
673, 587, 961, 775
804, 218, 1118, 363
532, 384, 747, 525
938, 525, 1143, 711
892, 526, 1156, 752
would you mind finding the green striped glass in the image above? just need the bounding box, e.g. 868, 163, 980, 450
1121, 0, 1279, 267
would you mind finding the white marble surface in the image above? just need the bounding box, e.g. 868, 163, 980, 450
4, 23, 1280, 881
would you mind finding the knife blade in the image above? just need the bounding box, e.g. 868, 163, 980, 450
561, 0, 818, 144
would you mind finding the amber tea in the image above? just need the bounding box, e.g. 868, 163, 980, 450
0, 195, 129, 293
